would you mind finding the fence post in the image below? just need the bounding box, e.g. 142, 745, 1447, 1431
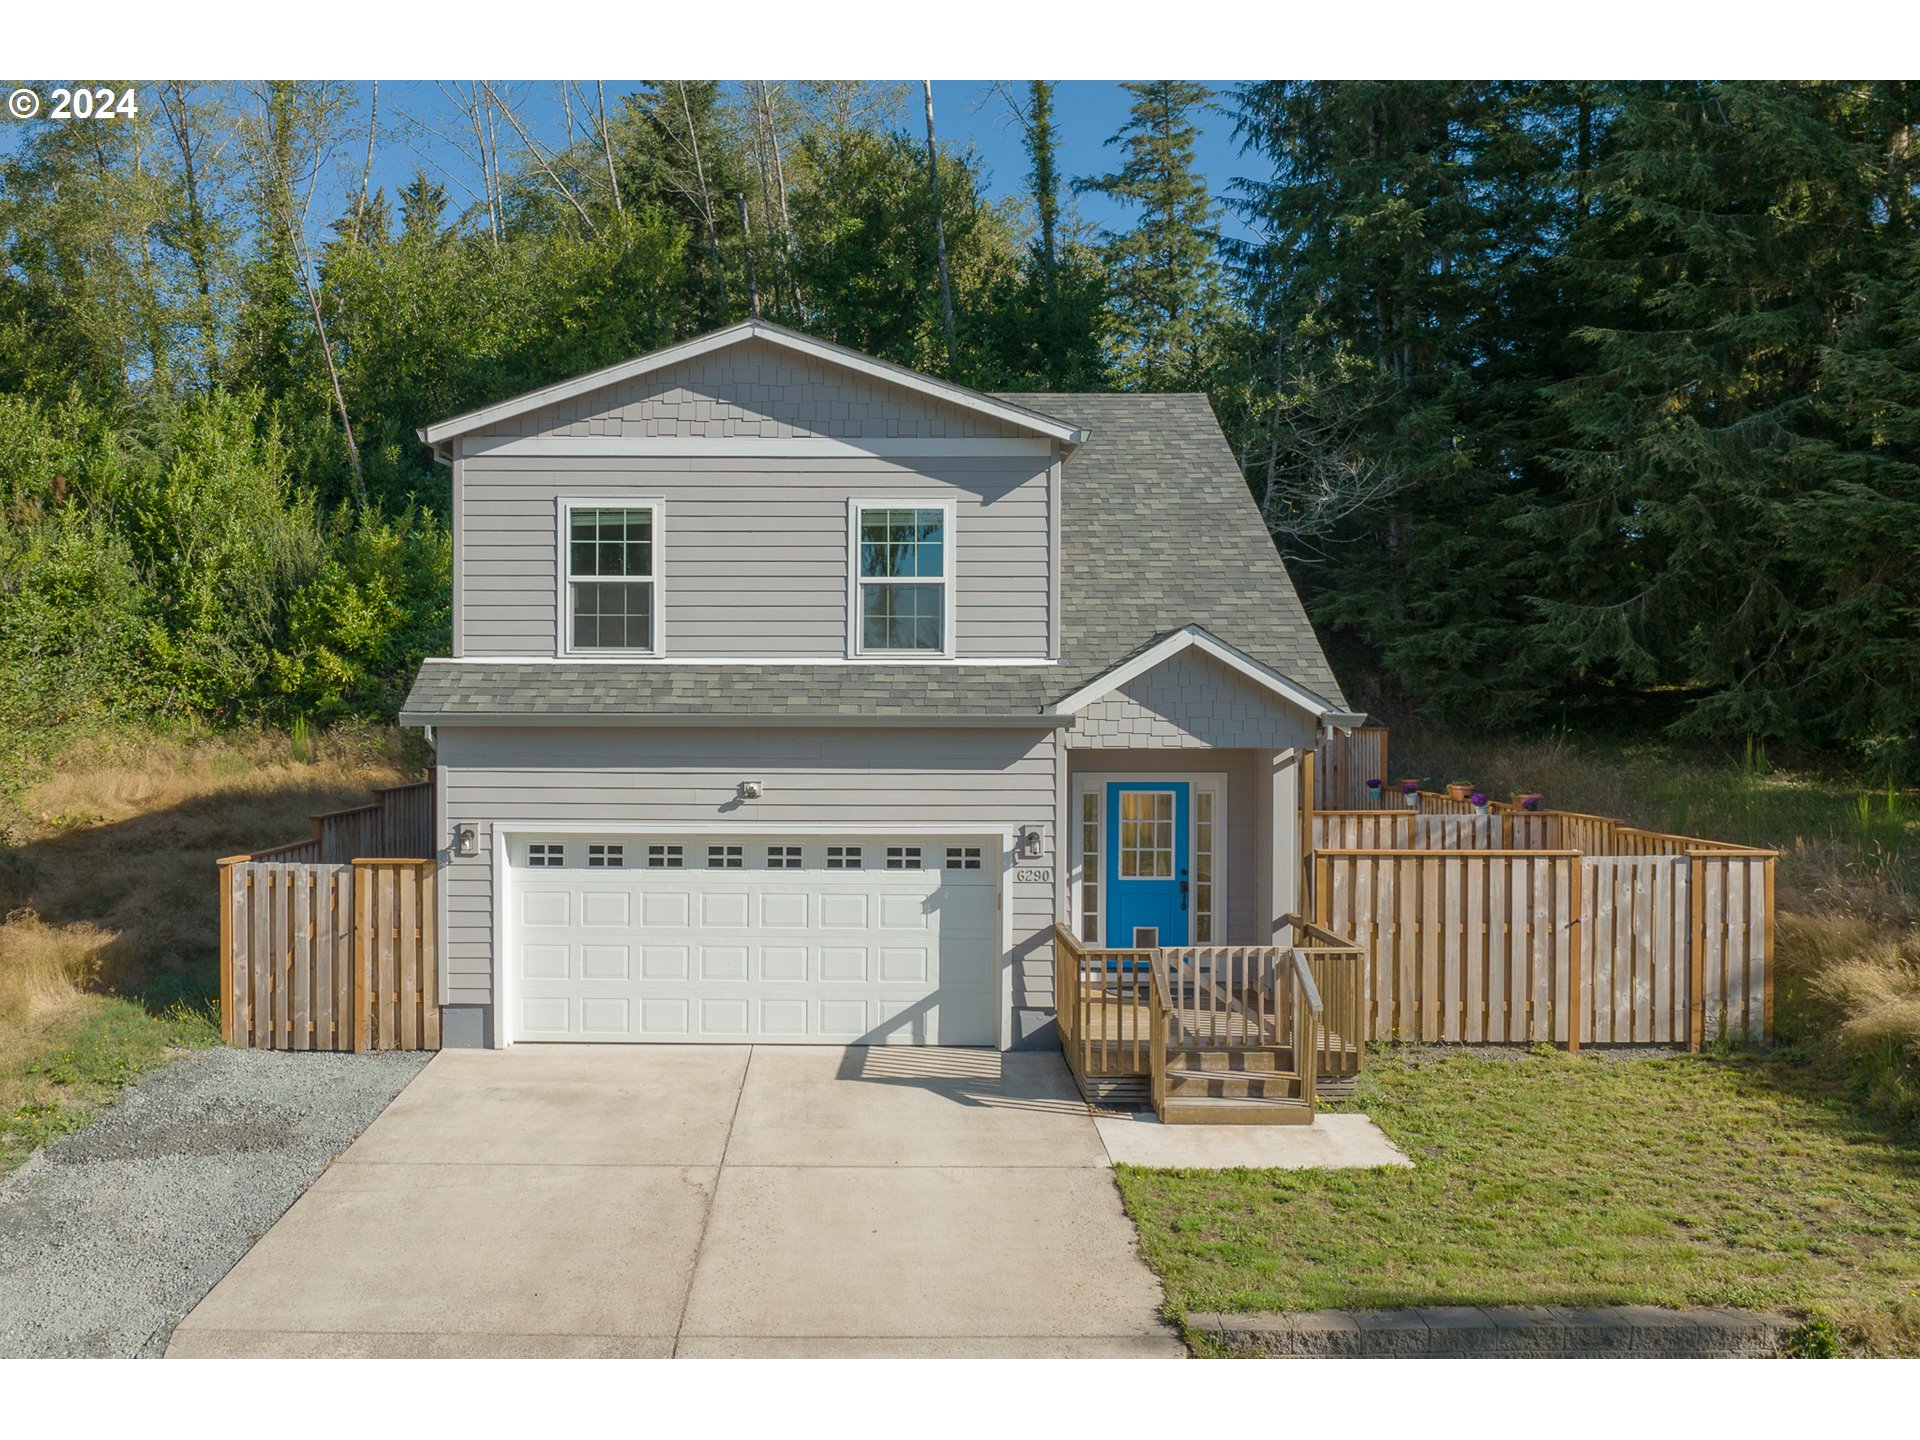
1567, 854, 1583, 1052
353, 860, 371, 1053
1762, 857, 1776, 1043
1688, 853, 1707, 1053
216, 855, 247, 1044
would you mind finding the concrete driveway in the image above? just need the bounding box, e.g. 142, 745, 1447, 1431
166, 1046, 1183, 1358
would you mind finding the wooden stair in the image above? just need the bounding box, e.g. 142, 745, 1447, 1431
1160, 1047, 1314, 1122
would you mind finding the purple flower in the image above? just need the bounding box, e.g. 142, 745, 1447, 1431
1522, 795, 1542, 812
1400, 780, 1420, 795
1367, 778, 1383, 790
1470, 792, 1487, 806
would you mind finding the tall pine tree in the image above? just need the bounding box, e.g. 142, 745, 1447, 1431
1079, 81, 1229, 391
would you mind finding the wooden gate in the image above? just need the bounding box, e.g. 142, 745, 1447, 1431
219, 858, 440, 1051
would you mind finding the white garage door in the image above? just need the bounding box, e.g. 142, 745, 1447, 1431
506, 834, 999, 1045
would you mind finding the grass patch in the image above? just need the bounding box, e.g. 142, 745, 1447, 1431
0, 991, 219, 1174
1116, 1048, 1920, 1356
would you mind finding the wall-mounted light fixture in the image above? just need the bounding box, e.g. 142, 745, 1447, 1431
1019, 826, 1044, 859
453, 823, 478, 858
737, 779, 765, 801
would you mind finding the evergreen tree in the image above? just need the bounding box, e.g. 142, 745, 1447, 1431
1535, 81, 1920, 757
1078, 81, 1230, 390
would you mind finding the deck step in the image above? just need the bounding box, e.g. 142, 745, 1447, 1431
1163, 1067, 1303, 1100
1158, 1094, 1314, 1126
1167, 1049, 1291, 1073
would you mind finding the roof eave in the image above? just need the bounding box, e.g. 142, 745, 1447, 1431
398, 709, 1071, 731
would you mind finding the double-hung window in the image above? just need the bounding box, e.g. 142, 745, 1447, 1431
851, 502, 951, 655
563, 501, 660, 654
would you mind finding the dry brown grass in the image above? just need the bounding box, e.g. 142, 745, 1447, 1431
0, 723, 419, 1011
0, 912, 111, 1031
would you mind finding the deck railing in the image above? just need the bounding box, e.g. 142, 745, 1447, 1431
1053, 918, 1368, 1115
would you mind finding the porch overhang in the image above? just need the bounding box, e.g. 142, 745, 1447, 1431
1051, 625, 1365, 730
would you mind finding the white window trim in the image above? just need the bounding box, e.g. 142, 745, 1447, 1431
1068, 772, 1227, 948
846, 497, 957, 660
556, 496, 665, 658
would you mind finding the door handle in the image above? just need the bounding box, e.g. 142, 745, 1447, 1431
1179, 869, 1189, 911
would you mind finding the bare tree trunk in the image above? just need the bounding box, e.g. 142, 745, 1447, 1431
736, 192, 759, 317
674, 81, 730, 320
250, 82, 367, 504
755, 80, 800, 313
484, 82, 598, 232
597, 82, 623, 214
351, 81, 379, 244
158, 82, 221, 387
921, 81, 957, 374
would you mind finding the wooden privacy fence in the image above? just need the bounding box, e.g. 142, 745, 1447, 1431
250, 779, 436, 865
219, 857, 440, 1051
1314, 725, 1389, 809
1313, 846, 1772, 1049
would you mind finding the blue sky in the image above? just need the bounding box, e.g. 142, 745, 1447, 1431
0, 80, 1261, 243
338, 80, 1259, 243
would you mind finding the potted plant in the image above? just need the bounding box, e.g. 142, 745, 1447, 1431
1446, 780, 1475, 802
1470, 790, 1490, 816
1512, 792, 1543, 812
1366, 778, 1383, 808
1398, 779, 1421, 809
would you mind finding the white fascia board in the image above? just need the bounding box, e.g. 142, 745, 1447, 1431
1053, 625, 1363, 726
399, 712, 1072, 730
417, 320, 1087, 454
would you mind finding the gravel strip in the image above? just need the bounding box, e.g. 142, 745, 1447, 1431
0, 1046, 430, 1357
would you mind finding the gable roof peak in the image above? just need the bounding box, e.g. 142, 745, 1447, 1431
417, 320, 1088, 458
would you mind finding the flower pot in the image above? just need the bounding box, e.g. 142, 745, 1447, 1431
1402, 792, 1419, 809
1472, 803, 1489, 817
1447, 784, 1474, 802
1513, 792, 1543, 812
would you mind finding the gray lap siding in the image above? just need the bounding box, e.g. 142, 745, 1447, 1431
456, 453, 1054, 660
435, 725, 1061, 1025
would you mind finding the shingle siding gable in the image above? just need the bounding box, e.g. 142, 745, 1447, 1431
489, 337, 1026, 442
1065, 648, 1319, 750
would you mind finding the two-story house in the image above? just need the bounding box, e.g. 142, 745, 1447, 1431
400, 321, 1359, 1052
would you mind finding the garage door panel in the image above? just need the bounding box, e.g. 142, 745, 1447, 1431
699, 945, 749, 981
582, 944, 631, 980
509, 834, 1000, 1044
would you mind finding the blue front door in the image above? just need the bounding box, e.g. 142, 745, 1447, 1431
1106, 782, 1190, 947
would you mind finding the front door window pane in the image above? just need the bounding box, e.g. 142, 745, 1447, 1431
1118, 791, 1175, 878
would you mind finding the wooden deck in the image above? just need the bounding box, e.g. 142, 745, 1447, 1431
1053, 921, 1368, 1124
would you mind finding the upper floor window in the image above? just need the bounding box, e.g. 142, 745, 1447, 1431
565, 501, 660, 654
852, 503, 950, 655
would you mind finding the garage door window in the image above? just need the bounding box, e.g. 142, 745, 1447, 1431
767, 845, 802, 869
529, 843, 565, 868
945, 846, 982, 870
647, 844, 683, 868
885, 845, 922, 869
707, 844, 744, 869
827, 845, 863, 869
588, 843, 625, 868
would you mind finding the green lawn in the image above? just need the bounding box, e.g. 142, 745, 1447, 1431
1115, 1048, 1920, 1356
0, 994, 219, 1176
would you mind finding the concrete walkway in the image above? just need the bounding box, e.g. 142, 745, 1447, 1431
167, 1046, 1183, 1358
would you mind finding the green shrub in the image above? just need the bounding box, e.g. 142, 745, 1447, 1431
270, 503, 451, 721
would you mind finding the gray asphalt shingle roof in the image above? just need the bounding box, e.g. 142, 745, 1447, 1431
400, 391, 1345, 725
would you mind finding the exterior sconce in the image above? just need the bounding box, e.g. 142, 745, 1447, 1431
453, 823, 478, 858
1019, 826, 1044, 859
738, 780, 765, 801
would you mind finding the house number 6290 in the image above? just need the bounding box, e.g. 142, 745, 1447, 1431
1015, 867, 1053, 883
